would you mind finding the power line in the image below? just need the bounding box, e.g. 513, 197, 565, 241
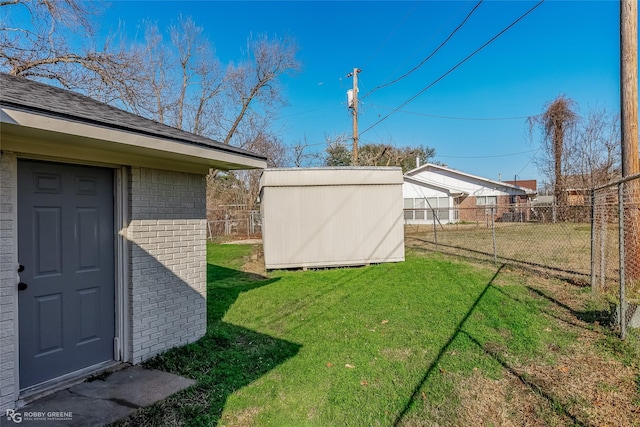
361, 2, 421, 70
437, 149, 537, 159
360, 0, 545, 136
281, 106, 333, 119
366, 103, 538, 121
361, 0, 484, 101
516, 147, 541, 175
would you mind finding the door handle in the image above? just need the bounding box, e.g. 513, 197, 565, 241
18, 282, 27, 291
18, 264, 24, 273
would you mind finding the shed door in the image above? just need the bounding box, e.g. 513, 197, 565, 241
18, 160, 115, 389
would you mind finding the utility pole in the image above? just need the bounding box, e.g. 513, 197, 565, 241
347, 68, 361, 165
620, 0, 639, 292
621, 0, 638, 178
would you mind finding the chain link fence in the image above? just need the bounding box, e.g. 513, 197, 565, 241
207, 209, 262, 241
405, 204, 593, 280
405, 175, 640, 338
592, 174, 640, 338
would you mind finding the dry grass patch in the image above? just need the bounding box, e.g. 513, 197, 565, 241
519, 348, 639, 426
380, 347, 415, 362
457, 369, 564, 427
240, 243, 267, 277
219, 406, 263, 427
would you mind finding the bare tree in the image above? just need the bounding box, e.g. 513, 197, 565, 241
2, 4, 298, 157
219, 34, 300, 146
565, 106, 620, 188
290, 137, 323, 167
529, 96, 578, 213
2, 5, 301, 233
128, 17, 223, 135
167, 16, 223, 133
125, 23, 300, 232
0, 0, 140, 103
530, 99, 621, 210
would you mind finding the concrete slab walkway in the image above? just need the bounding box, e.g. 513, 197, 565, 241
4, 366, 195, 426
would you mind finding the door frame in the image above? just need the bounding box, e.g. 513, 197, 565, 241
14, 155, 130, 399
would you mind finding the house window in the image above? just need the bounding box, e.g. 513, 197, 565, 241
404, 197, 450, 220
438, 197, 450, 220
476, 196, 497, 206
404, 198, 414, 220
415, 198, 425, 220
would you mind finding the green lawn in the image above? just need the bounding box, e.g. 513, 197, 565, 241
115, 243, 639, 427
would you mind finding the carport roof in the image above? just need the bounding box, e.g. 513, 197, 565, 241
0, 73, 267, 171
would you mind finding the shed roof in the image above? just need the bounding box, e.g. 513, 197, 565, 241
0, 73, 266, 172
260, 167, 404, 188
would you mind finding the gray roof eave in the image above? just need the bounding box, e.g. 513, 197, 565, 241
0, 100, 266, 163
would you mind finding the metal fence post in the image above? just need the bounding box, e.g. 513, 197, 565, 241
590, 189, 596, 292
619, 182, 627, 340
433, 216, 438, 252
600, 205, 607, 290
491, 206, 497, 264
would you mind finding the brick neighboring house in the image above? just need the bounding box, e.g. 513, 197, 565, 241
0, 74, 266, 411
403, 163, 536, 224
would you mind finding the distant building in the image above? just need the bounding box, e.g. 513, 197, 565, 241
403, 163, 536, 224
503, 179, 537, 192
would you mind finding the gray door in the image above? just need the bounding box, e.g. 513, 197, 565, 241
18, 160, 115, 389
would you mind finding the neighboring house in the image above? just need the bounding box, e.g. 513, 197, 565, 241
562, 173, 617, 206
503, 179, 537, 192
403, 163, 536, 224
0, 73, 266, 411
533, 172, 620, 208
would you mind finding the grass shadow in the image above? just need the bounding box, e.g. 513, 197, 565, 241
459, 330, 587, 426
392, 265, 505, 426
112, 261, 301, 427
392, 264, 587, 427
526, 286, 612, 326
484, 283, 606, 332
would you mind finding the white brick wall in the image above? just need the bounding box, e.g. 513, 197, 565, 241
128, 167, 208, 363
0, 152, 17, 412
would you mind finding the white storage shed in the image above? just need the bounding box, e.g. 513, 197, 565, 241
259, 167, 405, 270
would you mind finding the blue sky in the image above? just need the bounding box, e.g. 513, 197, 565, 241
101, 0, 625, 183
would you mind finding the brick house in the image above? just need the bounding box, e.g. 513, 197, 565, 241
403, 163, 536, 224
0, 74, 266, 411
